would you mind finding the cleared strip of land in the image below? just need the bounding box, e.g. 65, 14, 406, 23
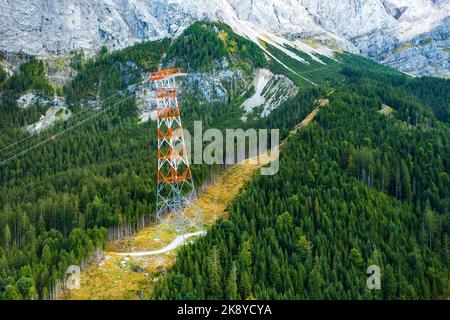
62, 151, 278, 300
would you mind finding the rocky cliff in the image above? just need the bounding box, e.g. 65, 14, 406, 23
0, 0, 448, 77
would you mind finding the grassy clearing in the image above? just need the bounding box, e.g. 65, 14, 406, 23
379, 105, 394, 116
62, 251, 177, 300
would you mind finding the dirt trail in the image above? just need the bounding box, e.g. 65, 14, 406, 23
112, 231, 206, 257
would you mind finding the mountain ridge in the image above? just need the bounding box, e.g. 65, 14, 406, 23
0, 0, 449, 77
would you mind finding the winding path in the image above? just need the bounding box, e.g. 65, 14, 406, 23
109, 231, 207, 257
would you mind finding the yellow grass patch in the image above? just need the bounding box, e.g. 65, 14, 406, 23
62, 252, 177, 300
379, 105, 394, 116
289, 106, 320, 137
302, 39, 320, 49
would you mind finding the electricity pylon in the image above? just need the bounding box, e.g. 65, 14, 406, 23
145, 68, 203, 240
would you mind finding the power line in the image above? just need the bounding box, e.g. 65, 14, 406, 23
0, 92, 135, 167
0, 80, 142, 154
296, 61, 343, 76
1, 58, 341, 152
0, 60, 343, 168
0, 91, 137, 168
0, 82, 143, 168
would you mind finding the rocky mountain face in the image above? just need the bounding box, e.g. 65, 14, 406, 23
378, 16, 450, 77
0, 0, 449, 77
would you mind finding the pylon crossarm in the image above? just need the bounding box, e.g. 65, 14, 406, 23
147, 68, 183, 81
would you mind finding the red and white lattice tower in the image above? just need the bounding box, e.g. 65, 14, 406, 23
145, 68, 203, 238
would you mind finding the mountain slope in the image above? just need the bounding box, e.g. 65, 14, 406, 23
0, 21, 448, 300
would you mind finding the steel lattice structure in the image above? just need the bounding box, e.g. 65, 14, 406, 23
145, 68, 202, 238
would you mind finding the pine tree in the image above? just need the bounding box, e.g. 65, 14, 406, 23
208, 246, 223, 299
226, 263, 238, 299
2, 224, 11, 249
349, 248, 364, 267
400, 160, 412, 201
308, 260, 324, 300
424, 205, 438, 250
42, 244, 52, 266
239, 240, 252, 270
16, 276, 36, 299
4, 285, 20, 300
384, 265, 397, 299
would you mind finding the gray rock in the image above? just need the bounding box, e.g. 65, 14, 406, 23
0, 0, 448, 77
379, 17, 450, 77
